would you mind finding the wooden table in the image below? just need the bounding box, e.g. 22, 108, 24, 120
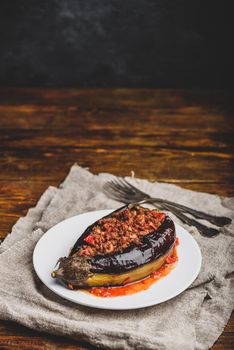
0, 88, 233, 349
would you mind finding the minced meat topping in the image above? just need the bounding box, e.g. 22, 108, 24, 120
77, 206, 166, 257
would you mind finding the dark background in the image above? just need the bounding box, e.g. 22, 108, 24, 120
0, 1, 232, 88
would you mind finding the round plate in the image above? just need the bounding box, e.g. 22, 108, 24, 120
33, 209, 202, 310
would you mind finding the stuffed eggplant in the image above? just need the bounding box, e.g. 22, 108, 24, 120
51, 204, 176, 288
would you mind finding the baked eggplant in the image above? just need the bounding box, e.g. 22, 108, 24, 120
51, 204, 176, 288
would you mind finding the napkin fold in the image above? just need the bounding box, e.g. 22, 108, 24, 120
0, 165, 233, 350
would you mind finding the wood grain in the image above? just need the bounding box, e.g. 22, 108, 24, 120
0, 88, 233, 349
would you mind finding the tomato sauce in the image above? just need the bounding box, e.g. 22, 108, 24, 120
89, 237, 179, 298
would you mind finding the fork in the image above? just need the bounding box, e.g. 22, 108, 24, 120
103, 178, 231, 237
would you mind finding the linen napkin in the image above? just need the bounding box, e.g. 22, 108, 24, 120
0, 164, 233, 350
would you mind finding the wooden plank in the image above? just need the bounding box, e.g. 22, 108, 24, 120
0, 181, 48, 238
0, 128, 233, 151
0, 88, 233, 112
0, 105, 233, 132
0, 148, 233, 184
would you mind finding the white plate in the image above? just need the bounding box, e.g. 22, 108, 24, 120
33, 209, 202, 310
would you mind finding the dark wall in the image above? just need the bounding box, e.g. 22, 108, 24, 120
0, 1, 231, 88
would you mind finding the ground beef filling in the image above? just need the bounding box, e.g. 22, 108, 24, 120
77, 206, 166, 257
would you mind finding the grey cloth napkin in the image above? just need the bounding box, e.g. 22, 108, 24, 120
0, 165, 233, 350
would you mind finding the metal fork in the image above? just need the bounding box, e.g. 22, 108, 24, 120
103, 178, 232, 237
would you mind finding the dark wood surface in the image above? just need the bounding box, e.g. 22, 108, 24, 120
0, 88, 233, 349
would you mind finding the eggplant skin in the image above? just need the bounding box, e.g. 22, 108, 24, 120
90, 215, 175, 274
85, 247, 173, 287
51, 206, 176, 287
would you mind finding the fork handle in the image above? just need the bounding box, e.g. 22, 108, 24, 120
146, 197, 231, 227
153, 201, 220, 237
